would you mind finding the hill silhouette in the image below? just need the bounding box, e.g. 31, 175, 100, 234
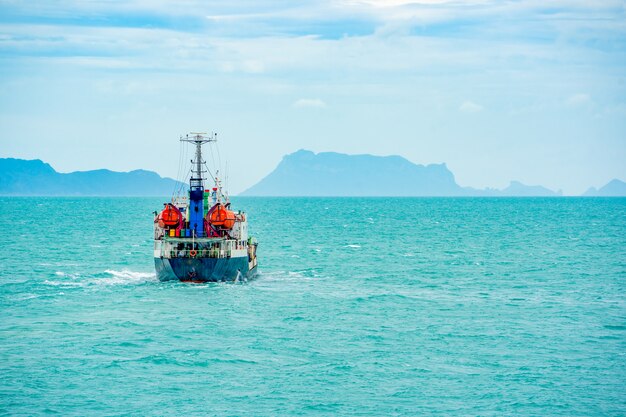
0, 158, 182, 196
5, 154, 619, 197
583, 179, 626, 197
240, 150, 562, 197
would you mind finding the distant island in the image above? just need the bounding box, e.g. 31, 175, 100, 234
2, 155, 624, 197
0, 158, 182, 196
583, 179, 626, 197
240, 150, 625, 197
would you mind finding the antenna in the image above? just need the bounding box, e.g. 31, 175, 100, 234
225, 160, 230, 203
180, 132, 217, 190
180, 132, 218, 238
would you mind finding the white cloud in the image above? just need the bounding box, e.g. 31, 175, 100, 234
1, 0, 624, 197
459, 101, 483, 113
293, 98, 327, 108
342, 0, 455, 7
566, 93, 590, 107
219, 59, 265, 73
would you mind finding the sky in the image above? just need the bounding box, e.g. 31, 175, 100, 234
0, 0, 625, 195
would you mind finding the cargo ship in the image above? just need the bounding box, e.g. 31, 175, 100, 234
153, 133, 258, 282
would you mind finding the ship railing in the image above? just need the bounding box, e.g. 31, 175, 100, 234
167, 249, 232, 259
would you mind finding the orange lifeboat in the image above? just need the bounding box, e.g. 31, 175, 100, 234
158, 203, 182, 228
207, 204, 236, 229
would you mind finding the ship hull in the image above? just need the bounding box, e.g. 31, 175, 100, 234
155, 255, 257, 282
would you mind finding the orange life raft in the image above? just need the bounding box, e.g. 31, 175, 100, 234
158, 203, 182, 228
207, 204, 236, 229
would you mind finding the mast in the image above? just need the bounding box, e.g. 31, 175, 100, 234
180, 132, 217, 237
181, 132, 216, 190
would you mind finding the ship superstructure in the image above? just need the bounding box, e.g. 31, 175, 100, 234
153, 133, 258, 282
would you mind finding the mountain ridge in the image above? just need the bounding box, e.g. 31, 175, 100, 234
2, 155, 623, 197
241, 149, 463, 196
0, 158, 183, 196
241, 150, 572, 197
583, 179, 626, 197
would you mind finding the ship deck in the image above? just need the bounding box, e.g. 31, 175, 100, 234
161, 236, 228, 243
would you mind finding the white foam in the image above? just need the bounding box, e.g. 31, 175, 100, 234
257, 270, 306, 282
345, 244, 361, 248
54, 271, 80, 279
256, 270, 326, 283
46, 269, 157, 287
101, 269, 157, 285
44, 280, 84, 287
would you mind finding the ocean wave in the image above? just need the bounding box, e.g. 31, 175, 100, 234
101, 269, 157, 285
55, 271, 80, 279
45, 269, 157, 287
257, 269, 324, 282
258, 270, 305, 281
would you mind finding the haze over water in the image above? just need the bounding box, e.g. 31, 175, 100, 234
1, 197, 625, 416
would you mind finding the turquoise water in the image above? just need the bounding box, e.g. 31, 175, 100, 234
1, 197, 625, 416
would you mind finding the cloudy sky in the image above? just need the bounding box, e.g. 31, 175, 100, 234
1, 0, 625, 194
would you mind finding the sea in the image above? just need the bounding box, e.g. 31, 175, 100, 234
1, 197, 624, 416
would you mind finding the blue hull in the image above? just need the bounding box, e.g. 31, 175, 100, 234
154, 256, 257, 282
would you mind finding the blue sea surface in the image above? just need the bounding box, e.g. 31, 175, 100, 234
1, 197, 625, 416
